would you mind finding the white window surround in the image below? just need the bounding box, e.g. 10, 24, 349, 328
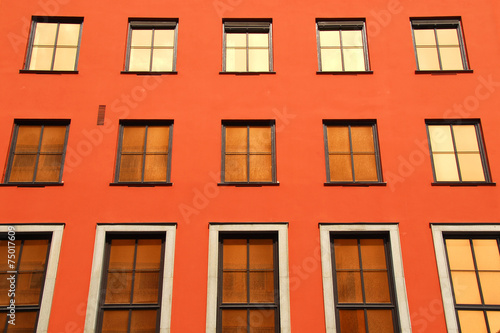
84, 224, 177, 333
0, 224, 64, 333
319, 223, 412, 333
431, 223, 500, 333
206, 223, 291, 333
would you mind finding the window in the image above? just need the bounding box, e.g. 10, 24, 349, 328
4, 121, 70, 184
84, 224, 176, 333
431, 224, 500, 333
114, 121, 173, 184
24, 17, 83, 72
426, 120, 491, 183
223, 20, 272, 73
319, 224, 412, 333
221, 121, 276, 184
317, 20, 370, 72
411, 18, 469, 71
125, 20, 178, 73
0, 225, 64, 333
206, 223, 291, 333
323, 121, 383, 184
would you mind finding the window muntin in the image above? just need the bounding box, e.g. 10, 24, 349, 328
324, 121, 382, 183
221, 121, 276, 184
412, 19, 468, 71
223, 21, 272, 72
317, 20, 370, 72
25, 17, 82, 71
5, 122, 70, 184
115, 122, 173, 184
426, 121, 490, 183
126, 20, 178, 72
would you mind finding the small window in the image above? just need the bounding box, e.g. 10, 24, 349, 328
223, 20, 272, 73
411, 18, 469, 71
317, 20, 370, 72
426, 120, 491, 183
125, 19, 178, 73
5, 121, 70, 184
323, 120, 382, 184
24, 17, 83, 72
115, 121, 173, 184
221, 121, 276, 184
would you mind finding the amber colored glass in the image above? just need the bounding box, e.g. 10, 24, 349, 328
351, 126, 374, 152
102, 310, 129, 333
34, 23, 58, 45
473, 239, 500, 271
223, 239, 248, 303
451, 271, 482, 305
15, 126, 41, 153
339, 310, 366, 333
19, 239, 49, 271
433, 153, 460, 181
360, 239, 387, 269
327, 126, 350, 153
9, 311, 38, 333
249, 155, 272, 182
353, 155, 378, 181
105, 271, 133, 304
39, 126, 66, 152
0, 241, 9, 271
364, 271, 391, 303
146, 127, 169, 153
334, 239, 360, 270
135, 239, 162, 270
53, 47, 78, 71
446, 239, 475, 270
0, 310, 5, 330
119, 154, 143, 182
249, 127, 271, 153
225, 155, 248, 182
223, 271, 247, 303
16, 272, 44, 305
249, 309, 275, 332
458, 310, 488, 333
29, 47, 54, 70
133, 272, 160, 304
336, 271, 363, 303
367, 309, 395, 333
223, 239, 247, 270
130, 310, 157, 333
487, 311, 500, 333
249, 239, 273, 269
329, 155, 353, 182
226, 127, 248, 152
249, 271, 274, 303
144, 154, 168, 182
35, 154, 63, 182
478, 272, 500, 304
122, 127, 146, 153
440, 47, 464, 70
109, 239, 135, 270
453, 125, 479, 151
222, 309, 247, 333
0, 273, 11, 306
458, 153, 485, 181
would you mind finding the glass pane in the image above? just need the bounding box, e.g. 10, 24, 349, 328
249, 239, 273, 269
414, 29, 436, 46
437, 29, 460, 45
122, 127, 146, 152
226, 127, 247, 152
416, 47, 440, 70
440, 47, 464, 70
154, 29, 175, 47
129, 48, 151, 71
342, 30, 363, 47
136, 239, 162, 270
223, 271, 247, 303
133, 271, 160, 304
336, 271, 363, 303
144, 154, 168, 182
360, 239, 387, 269
29, 46, 54, 70
249, 154, 272, 182
433, 153, 459, 181
225, 155, 247, 182
105, 271, 132, 304
329, 155, 353, 182
457, 311, 488, 333
15, 126, 42, 152
102, 310, 129, 333
249, 127, 271, 153
34, 23, 58, 45
334, 239, 360, 269
40, 126, 66, 152
119, 154, 143, 182
224, 239, 247, 270
226, 48, 247, 72
319, 30, 340, 47
473, 239, 500, 270
131, 29, 153, 47
487, 311, 500, 333
109, 239, 135, 270
226, 33, 246, 47
458, 153, 485, 181
9, 154, 36, 182
53, 47, 77, 70
222, 310, 247, 333
0, 311, 5, 330
248, 33, 268, 47
343, 48, 366, 71
367, 310, 395, 333
0, 273, 10, 306
146, 126, 170, 152
320, 48, 342, 71
249, 271, 274, 302
19, 239, 49, 270
339, 310, 366, 333
35, 154, 63, 182
248, 49, 269, 72
327, 126, 350, 152
364, 271, 391, 303
351, 126, 374, 152
453, 125, 479, 152
451, 271, 482, 304
446, 239, 475, 270
130, 310, 157, 333
353, 154, 378, 181
56, 23, 80, 46
9, 311, 38, 333
152, 48, 174, 71
16, 272, 44, 305
478, 272, 500, 304
249, 310, 275, 332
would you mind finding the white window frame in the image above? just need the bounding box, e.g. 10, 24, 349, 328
319, 223, 412, 333
431, 224, 500, 333
206, 223, 290, 333
0, 224, 64, 333
84, 224, 177, 333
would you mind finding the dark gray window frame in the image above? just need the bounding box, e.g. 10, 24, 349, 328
221, 20, 274, 74
425, 119, 493, 185
220, 120, 277, 186
113, 120, 174, 186
316, 19, 372, 74
323, 120, 384, 185
123, 18, 179, 74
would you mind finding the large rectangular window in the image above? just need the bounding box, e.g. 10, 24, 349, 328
4, 121, 70, 184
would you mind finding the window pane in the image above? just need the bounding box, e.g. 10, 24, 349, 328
336, 271, 363, 303
225, 155, 248, 182
249, 239, 273, 270
52, 47, 77, 70
9, 155, 36, 182
223, 239, 247, 270
451, 271, 482, 304
222, 310, 247, 333
226, 127, 247, 153
457, 153, 485, 181
19, 239, 49, 271
416, 47, 440, 70
367, 310, 395, 333
353, 154, 378, 181
17, 272, 44, 305
226, 33, 247, 47
226, 48, 247, 72
436, 29, 460, 45
122, 127, 146, 152
29, 46, 54, 70
327, 126, 350, 152
343, 48, 366, 71
130, 310, 157, 333
109, 239, 136, 270
35, 154, 63, 182
146, 126, 170, 153
329, 155, 353, 182
40, 126, 66, 152
144, 154, 168, 182
360, 239, 387, 269
9, 311, 39, 333
457, 311, 488, 333
15, 126, 41, 153
154, 29, 175, 47
248, 33, 268, 47
363, 271, 391, 303
321, 49, 342, 71
249, 310, 275, 332
452, 125, 479, 152
133, 271, 160, 303
432, 153, 459, 181
152, 48, 174, 71
334, 239, 360, 270
56, 23, 80, 46
487, 311, 500, 333
351, 127, 374, 152
478, 272, 500, 304
446, 239, 475, 270
473, 239, 500, 271
249, 127, 272, 153
440, 47, 464, 70
119, 154, 143, 182
339, 310, 366, 333
319, 30, 340, 47
129, 48, 151, 71
414, 29, 436, 46
248, 49, 269, 72
249, 271, 274, 303
34, 23, 58, 45
249, 154, 272, 182
105, 271, 133, 303
131, 29, 153, 47
102, 310, 129, 333
223, 271, 247, 303
136, 239, 162, 270
341, 30, 363, 47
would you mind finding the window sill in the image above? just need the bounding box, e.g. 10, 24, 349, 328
109, 182, 173, 187
324, 182, 386, 187
415, 69, 473, 75
317, 71, 373, 75
431, 182, 495, 186
19, 70, 79, 74
219, 71, 276, 75
218, 182, 279, 187
120, 71, 178, 75
0, 182, 64, 187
